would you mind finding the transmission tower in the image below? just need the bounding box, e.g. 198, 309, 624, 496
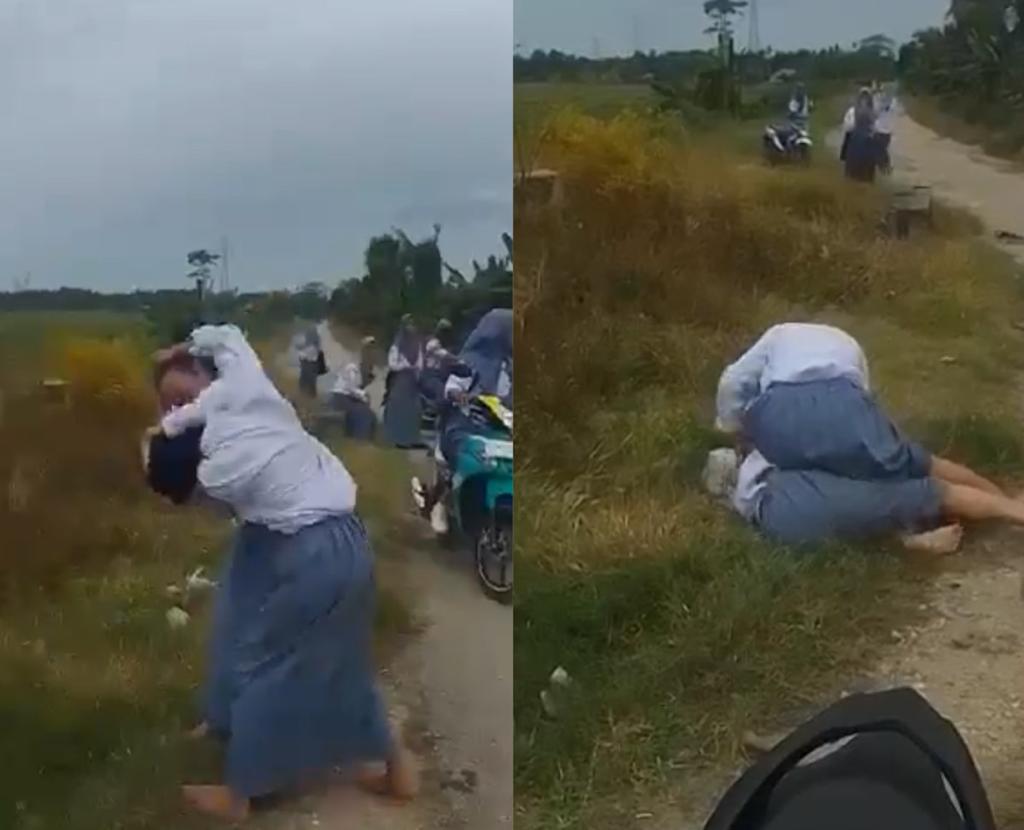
747, 0, 762, 54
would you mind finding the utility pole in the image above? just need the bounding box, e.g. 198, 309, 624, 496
632, 14, 641, 54
747, 0, 762, 54
220, 236, 230, 293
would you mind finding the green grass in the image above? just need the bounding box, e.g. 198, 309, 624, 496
0, 312, 417, 829
513, 96, 1024, 828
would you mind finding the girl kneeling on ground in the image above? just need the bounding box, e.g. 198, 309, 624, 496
716, 322, 1024, 551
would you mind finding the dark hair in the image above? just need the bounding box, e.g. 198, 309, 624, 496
146, 426, 204, 505
153, 352, 218, 388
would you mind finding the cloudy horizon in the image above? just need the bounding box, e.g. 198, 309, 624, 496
515, 0, 949, 58
1, 0, 512, 293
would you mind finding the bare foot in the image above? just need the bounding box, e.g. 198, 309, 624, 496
356, 750, 419, 801
902, 524, 964, 556
187, 721, 210, 741
182, 785, 250, 823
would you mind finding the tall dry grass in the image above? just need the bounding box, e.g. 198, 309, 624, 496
0, 336, 162, 597
514, 111, 1024, 828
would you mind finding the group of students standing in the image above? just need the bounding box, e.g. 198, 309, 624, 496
840, 83, 896, 183
291, 316, 456, 448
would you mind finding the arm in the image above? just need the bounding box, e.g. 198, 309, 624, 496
425, 338, 452, 362
444, 372, 474, 405
715, 328, 776, 434
858, 348, 871, 392
388, 345, 411, 371
189, 324, 262, 377
160, 397, 208, 438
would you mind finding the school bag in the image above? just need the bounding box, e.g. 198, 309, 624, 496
703, 687, 996, 830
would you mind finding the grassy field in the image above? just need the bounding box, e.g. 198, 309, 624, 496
0, 311, 415, 830
513, 86, 1024, 828
515, 80, 849, 176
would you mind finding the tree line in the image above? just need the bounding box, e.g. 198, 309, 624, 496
514, 43, 896, 87
1, 226, 511, 347
900, 0, 1024, 153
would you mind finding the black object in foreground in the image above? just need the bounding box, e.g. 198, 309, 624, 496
703, 687, 995, 830
146, 426, 204, 505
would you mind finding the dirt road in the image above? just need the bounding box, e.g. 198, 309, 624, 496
272, 324, 513, 830
828, 102, 1024, 264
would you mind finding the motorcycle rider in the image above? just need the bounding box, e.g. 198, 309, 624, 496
787, 82, 812, 131
412, 309, 512, 534
420, 318, 456, 407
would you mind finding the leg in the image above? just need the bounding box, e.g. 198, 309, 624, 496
901, 525, 964, 555
182, 785, 250, 822
940, 481, 1024, 524
930, 455, 1005, 497
756, 470, 946, 546
356, 737, 420, 801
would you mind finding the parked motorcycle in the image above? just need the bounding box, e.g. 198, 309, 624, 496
419, 394, 513, 602
763, 123, 813, 166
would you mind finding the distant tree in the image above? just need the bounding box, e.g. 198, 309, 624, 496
394, 224, 444, 302
858, 34, 898, 57
292, 282, 330, 321
186, 248, 221, 307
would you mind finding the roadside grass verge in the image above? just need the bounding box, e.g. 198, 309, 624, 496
903, 94, 1024, 165
0, 312, 416, 829
513, 110, 1024, 827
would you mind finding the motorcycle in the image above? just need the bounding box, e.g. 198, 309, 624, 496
763, 122, 813, 166
422, 394, 513, 602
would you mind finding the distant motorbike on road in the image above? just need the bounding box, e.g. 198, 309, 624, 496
763, 122, 813, 166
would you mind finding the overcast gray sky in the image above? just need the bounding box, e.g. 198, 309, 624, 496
1, 0, 511, 292
515, 0, 950, 57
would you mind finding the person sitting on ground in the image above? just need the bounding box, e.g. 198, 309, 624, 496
787, 82, 812, 130
147, 324, 417, 822
715, 322, 1024, 549
330, 360, 377, 440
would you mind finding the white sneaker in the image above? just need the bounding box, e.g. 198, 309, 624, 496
430, 502, 449, 535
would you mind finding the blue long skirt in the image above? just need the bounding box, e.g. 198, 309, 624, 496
745, 377, 931, 481
203, 514, 394, 798
756, 468, 944, 545
383, 370, 422, 447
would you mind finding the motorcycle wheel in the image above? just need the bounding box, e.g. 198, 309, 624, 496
475, 520, 513, 604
